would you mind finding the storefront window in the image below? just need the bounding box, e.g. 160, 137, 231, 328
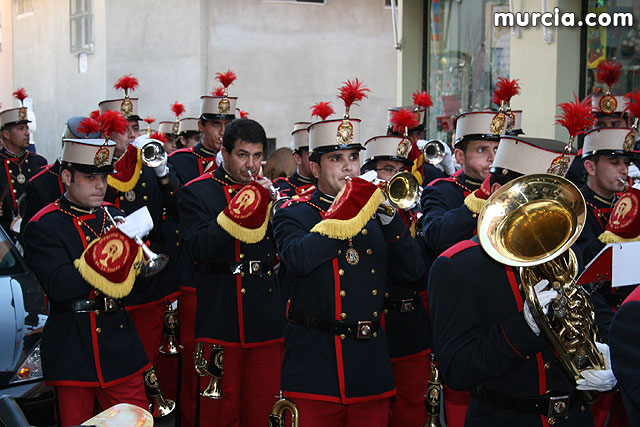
425, 0, 510, 144
585, 0, 640, 101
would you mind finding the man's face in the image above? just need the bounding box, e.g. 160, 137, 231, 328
374, 160, 405, 181
61, 170, 108, 208
222, 139, 264, 183
594, 114, 629, 129
2, 123, 30, 153
294, 149, 312, 178
164, 135, 177, 154
200, 118, 232, 153
110, 120, 139, 157
128, 120, 140, 138
455, 139, 499, 181
585, 155, 630, 197
310, 149, 360, 197
181, 133, 200, 149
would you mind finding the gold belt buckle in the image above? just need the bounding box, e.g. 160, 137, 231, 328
356, 321, 373, 339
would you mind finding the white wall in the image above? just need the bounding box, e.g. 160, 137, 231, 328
0, 0, 14, 110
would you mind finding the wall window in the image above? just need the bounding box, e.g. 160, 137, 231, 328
70, 0, 93, 54
424, 0, 510, 144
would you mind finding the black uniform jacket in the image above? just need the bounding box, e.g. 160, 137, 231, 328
178, 167, 285, 347
429, 238, 598, 425
273, 171, 315, 198
421, 170, 481, 255
22, 197, 149, 387
105, 147, 180, 307
168, 142, 218, 184
20, 159, 63, 233
610, 286, 640, 426
0, 147, 47, 232
272, 189, 425, 403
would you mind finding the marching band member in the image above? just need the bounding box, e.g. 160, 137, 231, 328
178, 118, 285, 426
272, 79, 424, 427
22, 135, 149, 426
0, 88, 48, 235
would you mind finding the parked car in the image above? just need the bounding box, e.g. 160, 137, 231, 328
0, 227, 54, 426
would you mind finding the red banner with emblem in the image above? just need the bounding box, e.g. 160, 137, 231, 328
217, 181, 272, 244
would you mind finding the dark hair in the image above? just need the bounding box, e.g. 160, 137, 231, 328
222, 118, 267, 152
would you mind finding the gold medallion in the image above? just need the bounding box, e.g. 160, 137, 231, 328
120, 98, 133, 117
16, 174, 26, 184
94, 146, 110, 168
337, 120, 354, 145
218, 98, 231, 114
624, 129, 637, 152
345, 247, 359, 266
172, 121, 180, 135
18, 107, 27, 121
599, 94, 617, 115
490, 112, 506, 135
125, 190, 136, 202
397, 138, 411, 158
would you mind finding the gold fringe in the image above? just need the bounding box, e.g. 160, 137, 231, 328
217, 202, 272, 244
464, 191, 486, 214
311, 188, 384, 239
73, 246, 144, 299
598, 230, 640, 244
107, 149, 143, 193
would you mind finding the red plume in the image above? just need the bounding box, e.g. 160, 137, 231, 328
310, 102, 334, 120
77, 117, 100, 137
337, 78, 369, 108
114, 74, 139, 93
150, 132, 168, 144
596, 60, 622, 88
98, 110, 129, 138
171, 101, 186, 118
215, 70, 237, 88
211, 87, 225, 96
555, 94, 595, 138
390, 108, 419, 134
624, 90, 640, 120
90, 110, 100, 120
491, 77, 521, 106
12, 88, 28, 103
238, 110, 249, 119
412, 91, 433, 109
144, 116, 155, 125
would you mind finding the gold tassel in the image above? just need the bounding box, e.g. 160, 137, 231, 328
217, 202, 272, 244
464, 191, 486, 214
598, 230, 640, 244
107, 149, 143, 193
311, 188, 384, 239
73, 246, 144, 299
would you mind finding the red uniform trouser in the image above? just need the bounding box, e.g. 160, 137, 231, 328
55, 374, 147, 427
127, 300, 166, 368
389, 351, 429, 426
179, 289, 198, 427
293, 397, 389, 427
590, 390, 630, 427
444, 386, 470, 427
197, 342, 284, 427
155, 297, 180, 402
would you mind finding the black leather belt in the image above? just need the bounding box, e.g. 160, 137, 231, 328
472, 387, 582, 418
51, 297, 124, 314
290, 310, 380, 339
384, 296, 420, 313
195, 260, 275, 276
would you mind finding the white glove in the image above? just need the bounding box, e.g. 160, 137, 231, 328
216, 150, 224, 167
358, 170, 378, 183
523, 279, 558, 336
576, 342, 616, 391
132, 135, 148, 149
441, 143, 456, 176
117, 206, 154, 239
378, 199, 396, 225
153, 152, 169, 177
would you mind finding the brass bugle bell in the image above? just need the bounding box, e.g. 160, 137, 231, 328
199, 343, 227, 399
143, 367, 176, 418
423, 353, 442, 427
379, 171, 420, 213
247, 169, 292, 217
422, 139, 446, 165
269, 391, 299, 427
141, 140, 166, 168
159, 300, 183, 355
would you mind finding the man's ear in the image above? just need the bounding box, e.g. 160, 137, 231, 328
584, 159, 596, 177
454, 148, 465, 167
310, 161, 321, 179
61, 168, 72, 187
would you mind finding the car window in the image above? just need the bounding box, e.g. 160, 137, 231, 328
0, 236, 26, 276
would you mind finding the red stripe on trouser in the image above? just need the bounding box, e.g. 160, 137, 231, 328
293, 397, 390, 427
389, 352, 429, 426
179, 292, 198, 427
197, 342, 284, 427
55, 374, 147, 427
444, 385, 470, 427
128, 302, 165, 368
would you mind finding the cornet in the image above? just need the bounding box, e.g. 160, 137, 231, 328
422, 139, 446, 165
141, 139, 166, 168
194, 342, 227, 399
159, 300, 183, 355
143, 367, 176, 418
247, 170, 291, 216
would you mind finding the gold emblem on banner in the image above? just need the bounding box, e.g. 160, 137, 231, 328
337, 120, 354, 145
599, 94, 617, 115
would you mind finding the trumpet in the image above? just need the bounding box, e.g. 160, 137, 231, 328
194, 342, 227, 399
143, 367, 176, 418
423, 353, 442, 427
159, 300, 183, 355
617, 177, 630, 191
141, 139, 165, 168
104, 209, 169, 277
268, 391, 299, 427
422, 139, 447, 165
247, 170, 292, 216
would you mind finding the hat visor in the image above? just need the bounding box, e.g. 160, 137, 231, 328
69, 163, 115, 175
582, 149, 636, 159
312, 144, 365, 156
362, 156, 413, 169
454, 133, 500, 147
201, 113, 235, 121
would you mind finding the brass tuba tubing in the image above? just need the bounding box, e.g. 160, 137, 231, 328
269, 391, 299, 427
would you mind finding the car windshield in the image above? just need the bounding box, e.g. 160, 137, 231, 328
0, 233, 25, 276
